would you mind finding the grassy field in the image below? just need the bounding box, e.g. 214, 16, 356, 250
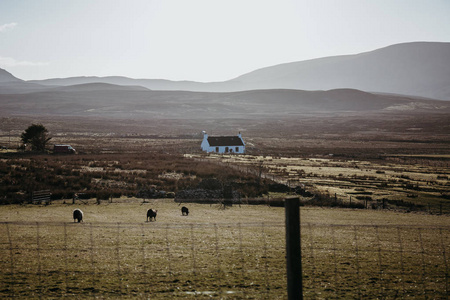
0, 200, 448, 299
0, 114, 449, 298
190, 154, 450, 214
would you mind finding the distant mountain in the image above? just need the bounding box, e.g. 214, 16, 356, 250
0, 81, 54, 94
28, 76, 215, 92
229, 42, 450, 100
1, 87, 448, 119
0, 79, 150, 95
4, 42, 450, 100
0, 67, 53, 94
0, 68, 22, 83
55, 82, 150, 92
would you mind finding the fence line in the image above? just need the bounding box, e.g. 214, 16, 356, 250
200, 157, 449, 214
31, 190, 51, 205
0, 221, 449, 299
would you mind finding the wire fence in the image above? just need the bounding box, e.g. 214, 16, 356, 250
0, 221, 448, 299
198, 156, 450, 215
300, 224, 449, 299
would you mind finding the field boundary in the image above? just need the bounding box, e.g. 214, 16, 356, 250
31, 190, 51, 205
1, 218, 449, 298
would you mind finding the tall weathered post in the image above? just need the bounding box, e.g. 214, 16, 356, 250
285, 197, 302, 299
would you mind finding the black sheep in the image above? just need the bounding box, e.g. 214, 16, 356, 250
73, 209, 83, 223
147, 208, 157, 221
181, 206, 189, 216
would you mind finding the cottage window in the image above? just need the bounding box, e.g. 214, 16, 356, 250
216, 147, 219, 152
236, 147, 239, 152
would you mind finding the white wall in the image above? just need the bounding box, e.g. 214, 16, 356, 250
202, 145, 245, 154
201, 133, 245, 154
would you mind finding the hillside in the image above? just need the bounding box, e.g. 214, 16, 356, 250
230, 42, 450, 100
27, 76, 213, 92
0, 68, 21, 83
21, 42, 450, 100
55, 82, 150, 92
0, 87, 448, 120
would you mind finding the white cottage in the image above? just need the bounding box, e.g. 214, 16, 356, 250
201, 132, 245, 154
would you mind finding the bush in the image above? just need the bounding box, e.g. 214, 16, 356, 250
0, 152, 273, 203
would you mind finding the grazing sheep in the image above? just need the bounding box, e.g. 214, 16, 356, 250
181, 206, 189, 216
147, 208, 157, 221
73, 209, 83, 223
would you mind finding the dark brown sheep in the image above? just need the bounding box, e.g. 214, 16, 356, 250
147, 208, 157, 221
73, 209, 83, 223
181, 206, 189, 216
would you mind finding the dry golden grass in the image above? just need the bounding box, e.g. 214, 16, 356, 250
0, 200, 448, 299
192, 154, 450, 213
1, 114, 449, 298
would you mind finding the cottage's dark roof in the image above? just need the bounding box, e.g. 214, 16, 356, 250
207, 136, 244, 147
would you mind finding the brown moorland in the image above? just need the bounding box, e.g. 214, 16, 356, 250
0, 98, 449, 298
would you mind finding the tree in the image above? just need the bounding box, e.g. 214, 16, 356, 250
21, 124, 52, 152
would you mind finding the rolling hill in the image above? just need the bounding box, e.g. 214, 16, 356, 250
0, 86, 448, 120
229, 42, 450, 100
54, 82, 150, 92
1, 41, 449, 121
18, 42, 450, 100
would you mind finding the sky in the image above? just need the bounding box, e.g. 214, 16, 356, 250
1, 0, 450, 82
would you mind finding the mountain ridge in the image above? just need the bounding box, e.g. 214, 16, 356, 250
0, 68, 22, 83
229, 42, 450, 99
1, 41, 450, 100
54, 82, 150, 92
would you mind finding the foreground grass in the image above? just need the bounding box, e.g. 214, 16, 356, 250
0, 200, 449, 299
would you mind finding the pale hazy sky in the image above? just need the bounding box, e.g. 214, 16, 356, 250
1, 0, 449, 82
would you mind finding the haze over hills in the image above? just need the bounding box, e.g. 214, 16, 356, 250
54, 83, 150, 92
1, 86, 448, 120
0, 41, 450, 121
230, 42, 450, 100
0, 68, 52, 94
11, 41, 450, 100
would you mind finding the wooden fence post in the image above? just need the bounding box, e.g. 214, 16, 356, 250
285, 197, 302, 300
